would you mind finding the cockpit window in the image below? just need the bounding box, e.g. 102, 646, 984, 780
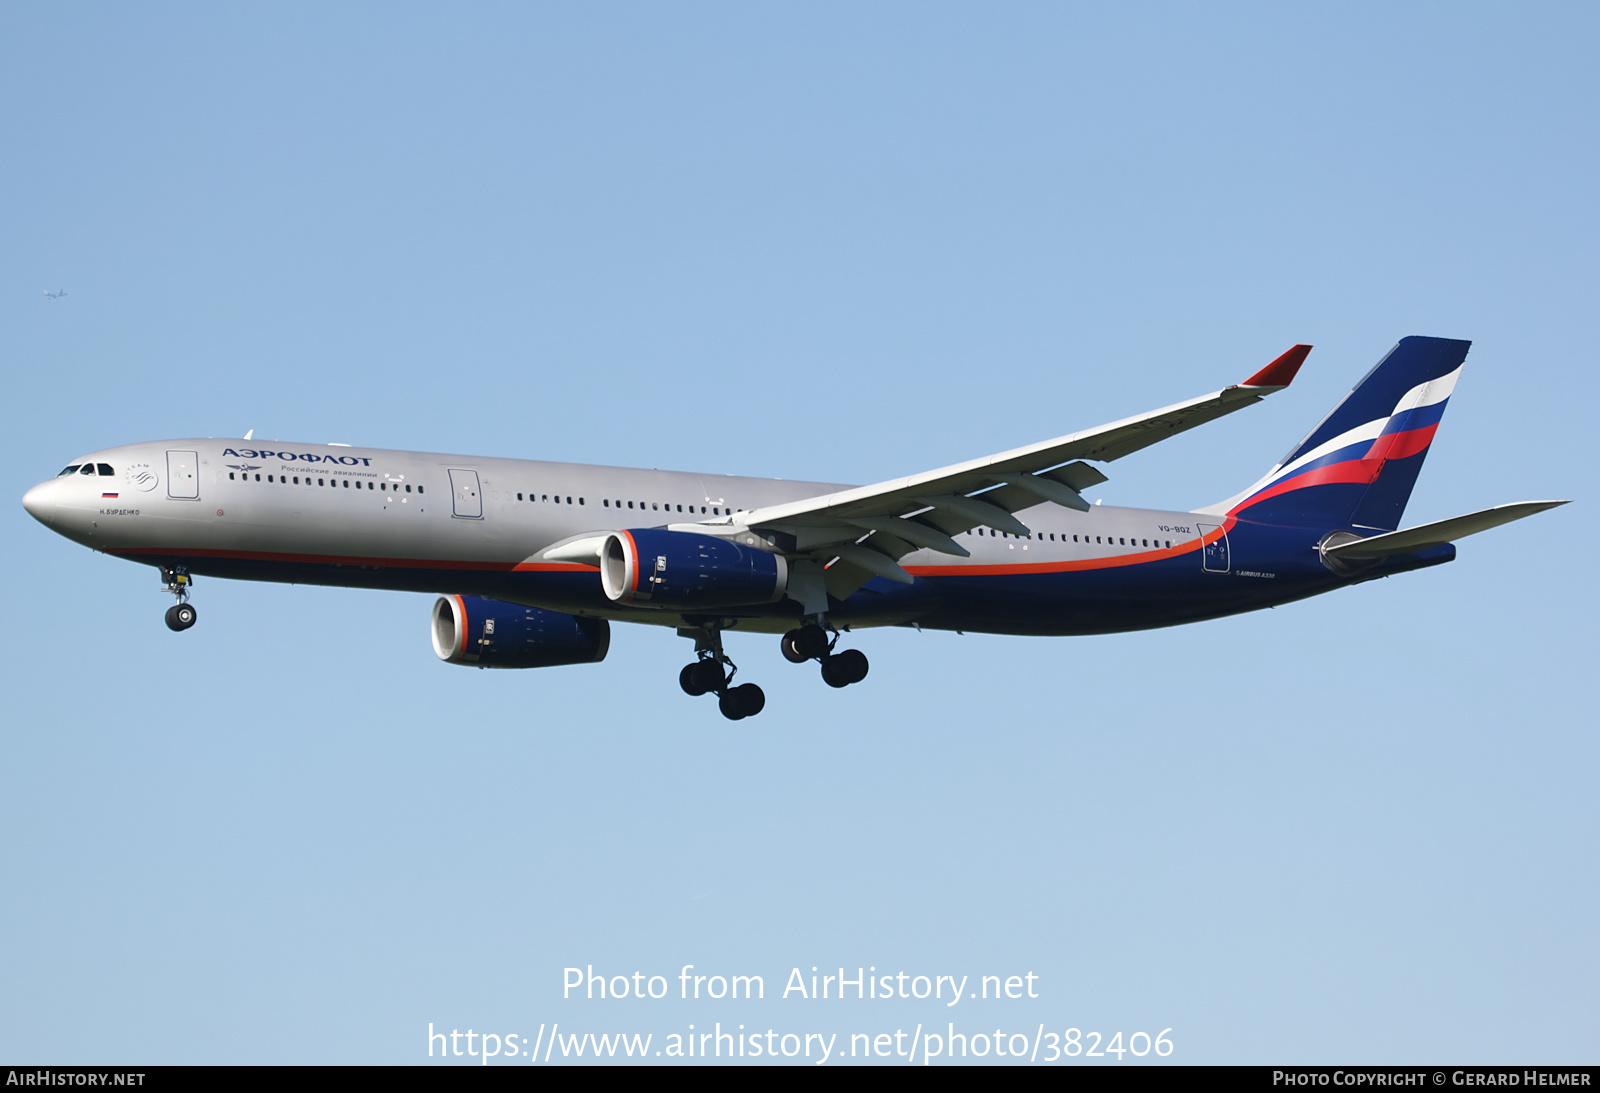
58, 465, 81, 477
96, 463, 114, 476
79, 464, 95, 475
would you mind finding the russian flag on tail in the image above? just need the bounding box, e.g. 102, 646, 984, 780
1229, 336, 1471, 530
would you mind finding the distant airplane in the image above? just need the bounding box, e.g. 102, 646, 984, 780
20, 337, 1569, 720
43, 289, 66, 300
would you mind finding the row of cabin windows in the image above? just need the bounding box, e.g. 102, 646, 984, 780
512, 493, 728, 517
59, 464, 115, 477
967, 528, 1172, 549
227, 472, 422, 494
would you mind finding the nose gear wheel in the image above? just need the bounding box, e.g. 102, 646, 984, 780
160, 565, 197, 631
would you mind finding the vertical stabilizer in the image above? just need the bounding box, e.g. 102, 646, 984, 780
1208, 336, 1470, 530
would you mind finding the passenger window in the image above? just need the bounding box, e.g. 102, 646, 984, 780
517, 492, 523, 501
97, 464, 114, 476
405, 484, 411, 493
603, 499, 609, 507
567, 497, 572, 505
268, 475, 274, 483
342, 480, 349, 488
368, 482, 374, 490
1119, 538, 1125, 545
418, 486, 423, 494
627, 501, 634, 509
228, 472, 235, 480
255, 474, 261, 481
579, 497, 584, 505
652, 503, 658, 511
294, 477, 301, 485
1164, 540, 1171, 548
319, 479, 325, 486
59, 466, 81, 476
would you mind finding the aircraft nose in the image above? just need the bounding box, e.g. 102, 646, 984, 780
22, 480, 58, 526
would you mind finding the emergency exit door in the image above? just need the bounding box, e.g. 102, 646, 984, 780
449, 469, 482, 518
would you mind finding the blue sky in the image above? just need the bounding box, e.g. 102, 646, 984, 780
2, 2, 1594, 1065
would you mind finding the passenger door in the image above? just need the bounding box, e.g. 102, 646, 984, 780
449, 469, 483, 519
1197, 524, 1229, 573
166, 450, 199, 500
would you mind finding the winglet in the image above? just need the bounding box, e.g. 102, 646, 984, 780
1243, 344, 1312, 388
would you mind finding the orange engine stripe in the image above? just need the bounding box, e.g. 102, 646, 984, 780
619, 529, 640, 593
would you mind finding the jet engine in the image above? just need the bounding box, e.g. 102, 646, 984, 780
431, 595, 610, 668
600, 528, 788, 609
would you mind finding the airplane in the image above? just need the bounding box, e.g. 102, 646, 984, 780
21, 336, 1568, 720
43, 289, 67, 300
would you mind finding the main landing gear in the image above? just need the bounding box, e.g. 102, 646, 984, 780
678, 623, 765, 721
161, 566, 198, 632
781, 621, 869, 688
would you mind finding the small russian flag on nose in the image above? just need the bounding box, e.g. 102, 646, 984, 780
102, 492, 118, 498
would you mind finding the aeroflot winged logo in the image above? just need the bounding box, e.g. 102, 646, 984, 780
222, 447, 374, 467
126, 464, 159, 492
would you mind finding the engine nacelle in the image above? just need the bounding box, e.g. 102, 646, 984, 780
431, 595, 609, 668
600, 528, 788, 609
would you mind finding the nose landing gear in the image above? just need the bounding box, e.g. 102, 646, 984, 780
781, 620, 869, 688
678, 623, 766, 721
161, 566, 197, 632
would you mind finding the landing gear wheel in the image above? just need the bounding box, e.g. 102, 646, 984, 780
719, 683, 766, 720
681, 660, 727, 696
680, 663, 709, 696
782, 625, 830, 662
780, 631, 808, 663
692, 659, 727, 694
165, 603, 197, 632
834, 648, 868, 684
821, 648, 867, 688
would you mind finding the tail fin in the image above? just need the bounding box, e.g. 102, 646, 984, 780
1208, 336, 1470, 530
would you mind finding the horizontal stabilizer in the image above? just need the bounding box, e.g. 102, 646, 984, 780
1323, 501, 1570, 559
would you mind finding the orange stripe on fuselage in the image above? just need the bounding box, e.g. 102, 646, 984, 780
109, 545, 600, 572
906, 524, 1224, 578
